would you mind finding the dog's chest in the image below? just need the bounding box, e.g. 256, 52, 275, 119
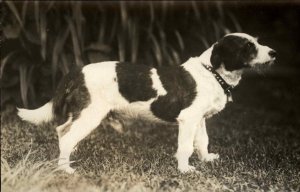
202, 87, 227, 118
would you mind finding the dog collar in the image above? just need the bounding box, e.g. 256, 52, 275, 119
202, 64, 234, 102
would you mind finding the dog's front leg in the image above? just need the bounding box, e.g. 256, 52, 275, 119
194, 119, 219, 161
175, 120, 198, 173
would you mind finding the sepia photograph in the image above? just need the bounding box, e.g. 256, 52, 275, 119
1, 1, 300, 191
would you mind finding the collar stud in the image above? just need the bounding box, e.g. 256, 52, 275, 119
202, 64, 234, 98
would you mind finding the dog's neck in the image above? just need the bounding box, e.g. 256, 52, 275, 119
215, 64, 242, 87
198, 46, 242, 87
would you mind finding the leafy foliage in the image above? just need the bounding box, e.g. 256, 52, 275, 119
1, 1, 241, 108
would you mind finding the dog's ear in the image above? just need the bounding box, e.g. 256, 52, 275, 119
210, 42, 222, 70
210, 35, 251, 71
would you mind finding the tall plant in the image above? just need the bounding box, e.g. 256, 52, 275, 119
1, 1, 242, 108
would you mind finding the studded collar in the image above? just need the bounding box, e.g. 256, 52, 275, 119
202, 64, 234, 102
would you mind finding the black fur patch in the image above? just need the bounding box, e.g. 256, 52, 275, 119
150, 66, 197, 122
211, 35, 258, 71
116, 62, 157, 102
52, 68, 90, 124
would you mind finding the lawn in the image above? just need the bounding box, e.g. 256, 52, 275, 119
2, 1, 300, 191
1, 74, 300, 192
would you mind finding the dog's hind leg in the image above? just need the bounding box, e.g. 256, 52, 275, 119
56, 114, 73, 138
57, 102, 110, 173
102, 111, 124, 133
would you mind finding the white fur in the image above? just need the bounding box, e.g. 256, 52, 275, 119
249, 44, 275, 66
18, 33, 275, 174
216, 64, 242, 87
150, 68, 167, 96
56, 114, 73, 138
227, 32, 255, 40
17, 102, 53, 125
198, 46, 214, 66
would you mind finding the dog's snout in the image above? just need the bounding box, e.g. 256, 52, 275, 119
269, 49, 277, 58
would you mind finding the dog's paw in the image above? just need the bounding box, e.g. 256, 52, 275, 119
178, 165, 196, 173
201, 153, 219, 162
65, 166, 76, 174
59, 165, 76, 174
110, 120, 124, 133
58, 160, 76, 174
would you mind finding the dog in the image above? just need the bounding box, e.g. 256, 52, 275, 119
17, 33, 276, 173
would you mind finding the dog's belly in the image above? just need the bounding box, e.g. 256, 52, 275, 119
113, 100, 162, 122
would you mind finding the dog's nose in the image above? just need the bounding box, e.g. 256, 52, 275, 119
269, 49, 277, 58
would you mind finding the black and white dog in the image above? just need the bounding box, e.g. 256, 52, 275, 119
18, 33, 276, 173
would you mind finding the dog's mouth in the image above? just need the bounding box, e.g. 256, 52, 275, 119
263, 59, 275, 66
252, 59, 275, 72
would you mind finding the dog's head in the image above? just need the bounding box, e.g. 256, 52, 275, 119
210, 33, 276, 71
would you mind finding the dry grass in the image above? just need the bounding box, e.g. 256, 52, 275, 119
1, 76, 300, 192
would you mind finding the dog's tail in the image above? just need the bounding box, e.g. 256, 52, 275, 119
17, 101, 54, 125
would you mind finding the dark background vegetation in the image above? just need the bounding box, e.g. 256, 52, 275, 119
1, 1, 300, 191
1, 1, 300, 109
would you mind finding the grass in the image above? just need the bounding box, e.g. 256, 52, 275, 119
1, 75, 300, 192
